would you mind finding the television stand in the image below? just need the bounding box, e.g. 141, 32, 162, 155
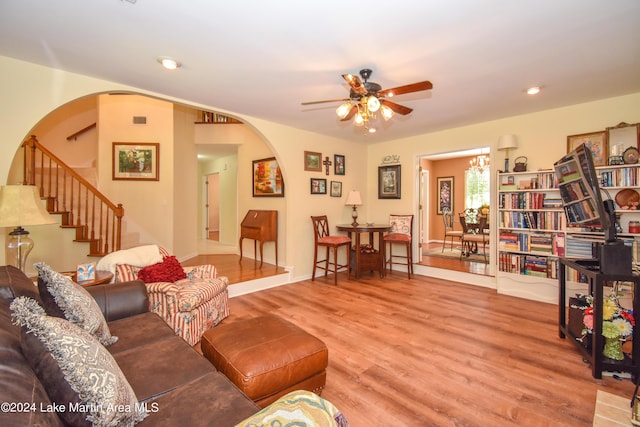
558, 257, 640, 379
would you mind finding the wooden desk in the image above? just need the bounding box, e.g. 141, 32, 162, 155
336, 224, 392, 278
239, 210, 278, 267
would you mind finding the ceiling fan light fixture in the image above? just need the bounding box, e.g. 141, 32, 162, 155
367, 96, 381, 112
336, 102, 352, 119
354, 112, 365, 126
381, 105, 394, 120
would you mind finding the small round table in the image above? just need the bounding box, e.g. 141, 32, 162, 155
62, 270, 114, 287
336, 223, 392, 278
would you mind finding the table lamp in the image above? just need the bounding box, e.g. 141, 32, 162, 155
0, 185, 57, 271
345, 190, 362, 226
497, 134, 518, 172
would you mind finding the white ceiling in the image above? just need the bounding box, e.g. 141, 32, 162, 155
1, 1, 640, 144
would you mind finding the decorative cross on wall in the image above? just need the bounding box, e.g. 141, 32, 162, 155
323, 156, 332, 175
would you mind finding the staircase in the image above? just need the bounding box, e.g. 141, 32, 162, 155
22, 135, 124, 257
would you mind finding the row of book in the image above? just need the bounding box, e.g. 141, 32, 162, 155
600, 167, 640, 188
499, 192, 547, 209
498, 252, 559, 279
562, 199, 598, 224
499, 211, 566, 230
499, 231, 565, 255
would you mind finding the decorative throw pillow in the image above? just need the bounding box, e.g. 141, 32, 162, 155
138, 256, 187, 283
390, 215, 412, 235
34, 262, 117, 346
10, 297, 147, 427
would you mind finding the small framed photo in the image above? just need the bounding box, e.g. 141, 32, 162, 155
112, 142, 159, 181
310, 178, 327, 194
252, 157, 284, 197
378, 165, 401, 199
76, 262, 96, 282
567, 131, 607, 166
330, 181, 342, 197
334, 154, 345, 175
304, 151, 322, 172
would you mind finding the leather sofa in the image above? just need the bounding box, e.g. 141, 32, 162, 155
0, 264, 262, 426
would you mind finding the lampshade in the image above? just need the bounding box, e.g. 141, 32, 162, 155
336, 102, 352, 119
497, 134, 518, 151
0, 185, 57, 228
0, 185, 57, 271
345, 190, 362, 206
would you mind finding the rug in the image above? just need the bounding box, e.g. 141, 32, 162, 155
423, 246, 488, 263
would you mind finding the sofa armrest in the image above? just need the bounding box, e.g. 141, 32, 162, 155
87, 279, 149, 322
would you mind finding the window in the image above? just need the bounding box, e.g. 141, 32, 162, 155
465, 168, 490, 209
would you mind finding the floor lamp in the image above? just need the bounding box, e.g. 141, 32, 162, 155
0, 185, 57, 272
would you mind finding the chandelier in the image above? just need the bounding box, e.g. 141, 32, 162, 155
469, 155, 490, 173
335, 96, 394, 133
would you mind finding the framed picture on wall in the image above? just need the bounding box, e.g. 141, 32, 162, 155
330, 181, 342, 197
304, 151, 322, 171
310, 178, 326, 194
112, 142, 159, 181
334, 154, 345, 175
252, 157, 284, 197
378, 165, 401, 199
567, 131, 607, 166
437, 176, 454, 215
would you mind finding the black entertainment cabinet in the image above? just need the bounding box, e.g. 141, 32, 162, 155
558, 258, 640, 379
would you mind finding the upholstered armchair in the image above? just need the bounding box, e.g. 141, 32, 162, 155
97, 245, 229, 346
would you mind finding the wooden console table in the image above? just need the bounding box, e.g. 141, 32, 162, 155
558, 258, 640, 379
336, 224, 391, 278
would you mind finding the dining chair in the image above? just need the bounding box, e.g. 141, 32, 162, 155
442, 208, 463, 252
310, 215, 351, 285
384, 214, 414, 279
460, 214, 489, 263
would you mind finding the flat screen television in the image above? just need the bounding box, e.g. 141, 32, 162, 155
554, 143, 631, 274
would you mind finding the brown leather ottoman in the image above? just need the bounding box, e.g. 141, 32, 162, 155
200, 314, 328, 408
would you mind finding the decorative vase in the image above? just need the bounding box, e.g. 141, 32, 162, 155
603, 336, 624, 360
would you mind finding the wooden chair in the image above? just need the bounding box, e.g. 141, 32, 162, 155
442, 208, 462, 252
460, 214, 489, 263
384, 214, 414, 279
311, 215, 351, 285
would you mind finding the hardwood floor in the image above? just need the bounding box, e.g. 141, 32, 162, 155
186, 252, 634, 426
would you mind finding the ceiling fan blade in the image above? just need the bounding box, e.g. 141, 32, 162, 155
301, 98, 350, 106
381, 99, 413, 115
342, 73, 368, 95
340, 104, 359, 121
378, 81, 433, 98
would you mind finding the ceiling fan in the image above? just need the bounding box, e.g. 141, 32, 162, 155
301, 69, 433, 131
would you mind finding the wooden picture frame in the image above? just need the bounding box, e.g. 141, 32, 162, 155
252, 157, 284, 197
567, 131, 608, 167
378, 165, 401, 199
437, 176, 454, 215
304, 151, 322, 172
607, 122, 640, 161
310, 178, 326, 194
112, 142, 159, 181
330, 181, 342, 197
334, 154, 345, 175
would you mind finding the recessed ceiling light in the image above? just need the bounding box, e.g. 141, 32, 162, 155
157, 57, 181, 70
526, 86, 541, 95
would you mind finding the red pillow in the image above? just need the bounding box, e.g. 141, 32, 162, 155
137, 256, 187, 283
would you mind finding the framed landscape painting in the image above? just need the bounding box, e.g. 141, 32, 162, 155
304, 151, 322, 172
112, 142, 159, 181
252, 157, 284, 197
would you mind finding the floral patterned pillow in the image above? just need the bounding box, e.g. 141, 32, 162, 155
10, 297, 147, 427
35, 262, 117, 346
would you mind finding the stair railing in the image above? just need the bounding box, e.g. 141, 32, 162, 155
22, 135, 124, 256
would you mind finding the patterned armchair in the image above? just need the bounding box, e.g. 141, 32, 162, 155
98, 246, 229, 346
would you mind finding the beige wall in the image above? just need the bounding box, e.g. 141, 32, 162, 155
2, 55, 639, 283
